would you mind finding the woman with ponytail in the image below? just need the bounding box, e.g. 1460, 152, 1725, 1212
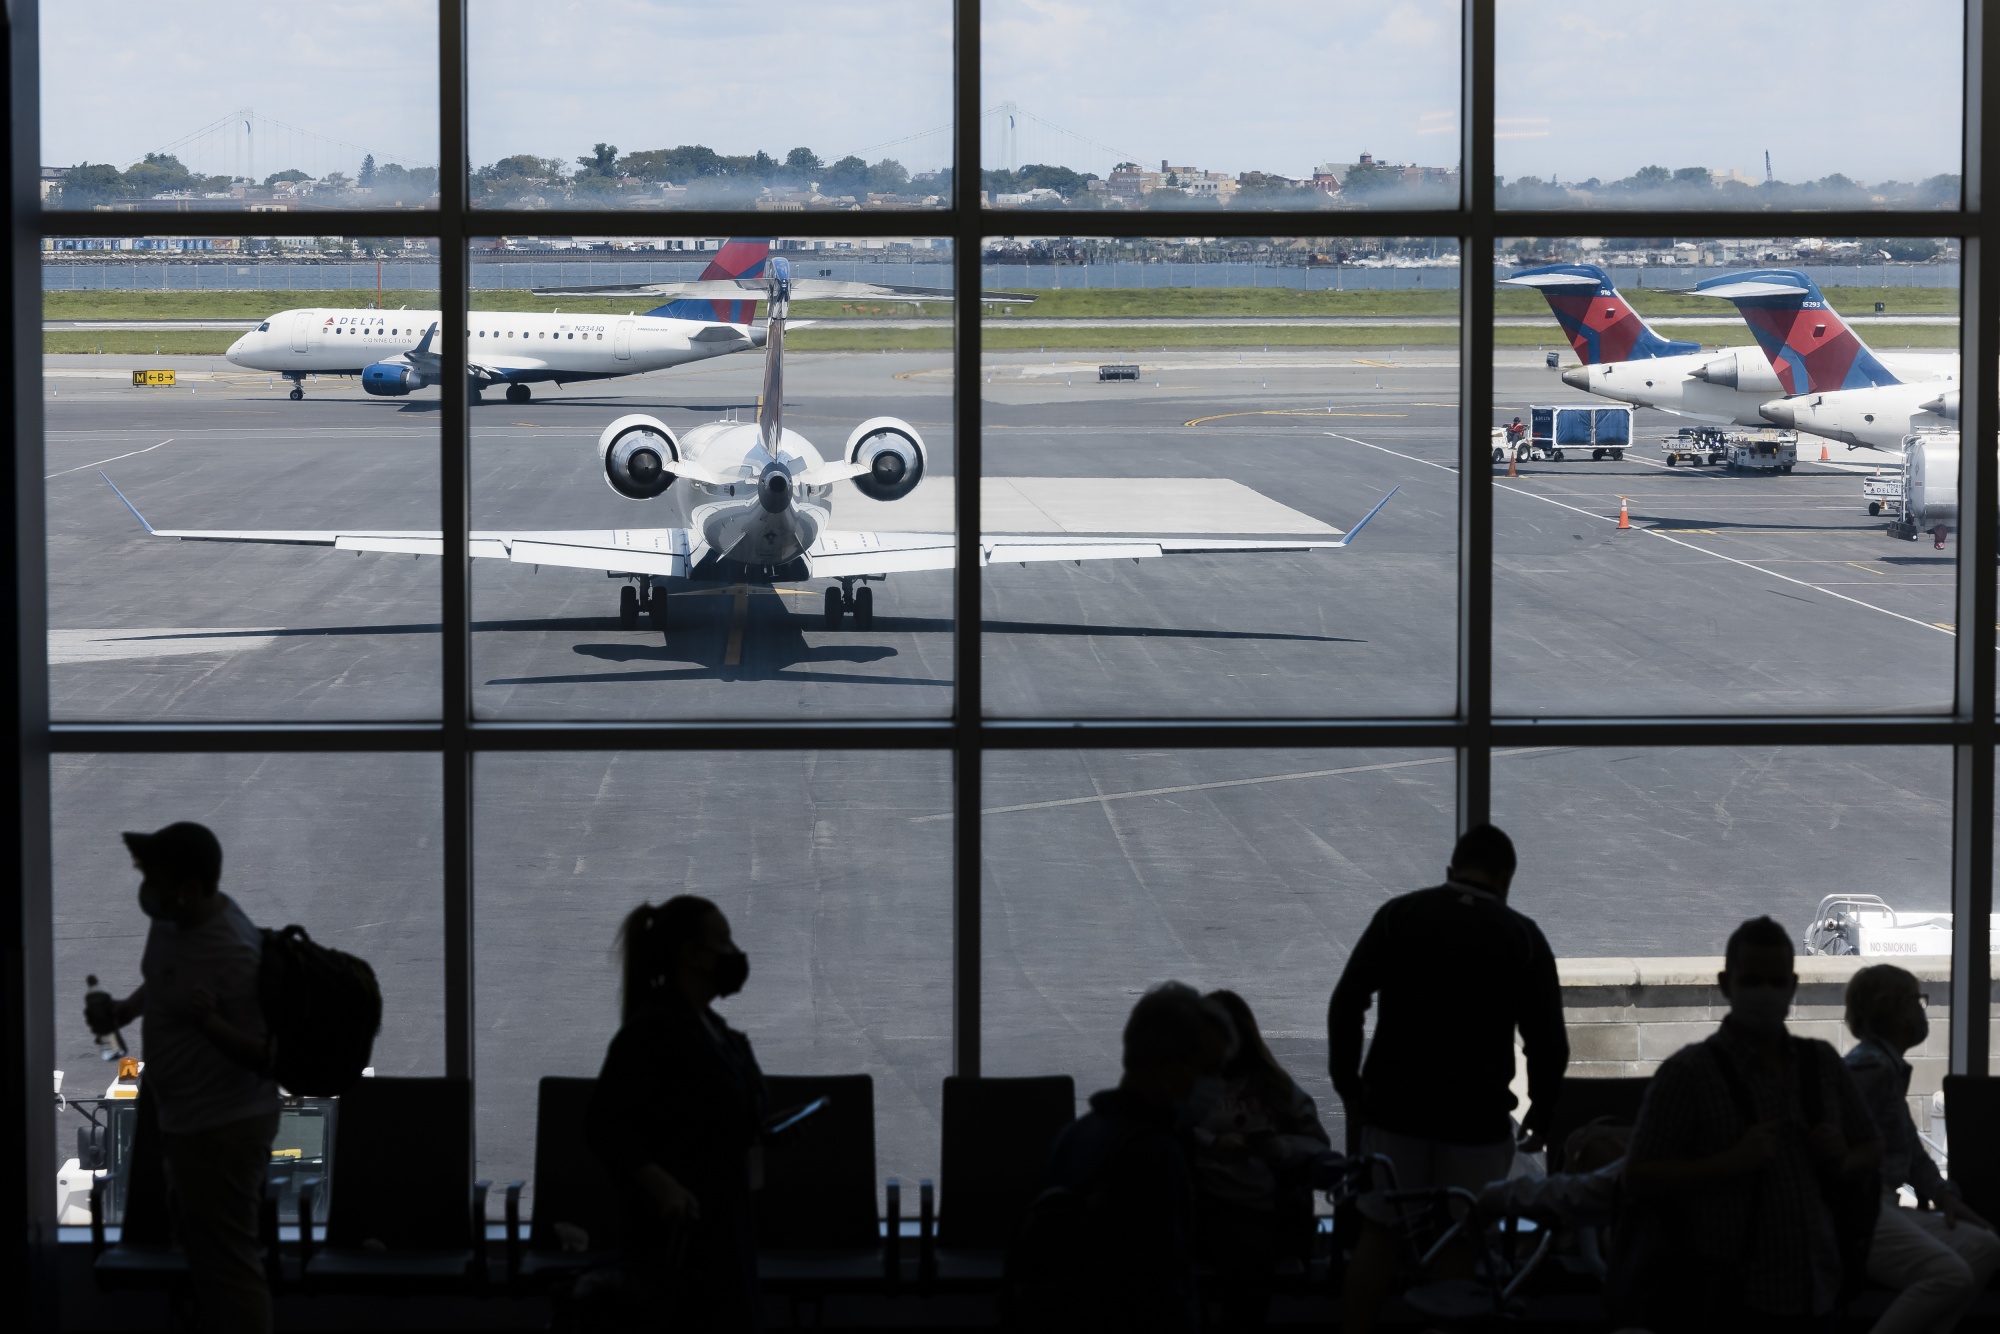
586, 896, 766, 1330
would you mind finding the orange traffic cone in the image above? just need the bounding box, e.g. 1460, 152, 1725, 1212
1507, 452, 1518, 478
1617, 496, 1631, 530
1820, 443, 1830, 461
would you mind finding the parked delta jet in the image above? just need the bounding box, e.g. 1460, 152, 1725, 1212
1691, 269, 1956, 451
107, 256, 1394, 639
1505, 264, 1947, 442
223, 238, 1022, 406
1505, 263, 1784, 426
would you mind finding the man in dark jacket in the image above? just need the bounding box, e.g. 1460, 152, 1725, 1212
1036, 982, 1226, 1332
1328, 824, 1568, 1334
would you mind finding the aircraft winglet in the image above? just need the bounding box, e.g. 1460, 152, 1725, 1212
1333, 486, 1398, 547
99, 472, 155, 535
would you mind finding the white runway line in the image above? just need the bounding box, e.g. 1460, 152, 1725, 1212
914, 748, 1560, 822
50, 627, 282, 665
1325, 432, 1955, 639
46, 437, 173, 479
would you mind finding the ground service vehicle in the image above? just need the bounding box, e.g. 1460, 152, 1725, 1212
1804, 894, 2000, 957
1530, 404, 1630, 461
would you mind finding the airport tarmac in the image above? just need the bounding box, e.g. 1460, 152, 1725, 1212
42, 346, 1962, 1194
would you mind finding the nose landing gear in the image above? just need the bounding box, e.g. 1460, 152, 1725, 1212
285, 373, 305, 401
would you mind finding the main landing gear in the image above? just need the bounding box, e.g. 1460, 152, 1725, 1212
823, 580, 875, 630
619, 583, 669, 632
506, 383, 532, 405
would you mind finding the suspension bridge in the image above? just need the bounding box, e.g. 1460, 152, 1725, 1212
141, 108, 434, 183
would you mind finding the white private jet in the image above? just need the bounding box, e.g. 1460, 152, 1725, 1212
223, 238, 1031, 406
105, 255, 1395, 638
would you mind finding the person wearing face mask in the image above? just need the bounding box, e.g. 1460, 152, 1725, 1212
1843, 964, 1999, 1333
586, 896, 765, 1332
84, 822, 278, 1334
1618, 915, 1881, 1333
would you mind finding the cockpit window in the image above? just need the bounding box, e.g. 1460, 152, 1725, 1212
256, 322, 270, 332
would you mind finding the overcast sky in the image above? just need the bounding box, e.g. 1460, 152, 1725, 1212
40, 1, 1964, 185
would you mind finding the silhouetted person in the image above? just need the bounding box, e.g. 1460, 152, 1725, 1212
1844, 963, 1999, 1333
1620, 915, 1880, 1333
586, 896, 765, 1332
1038, 981, 1223, 1332
86, 822, 277, 1334
1187, 989, 1331, 1328
1328, 824, 1566, 1334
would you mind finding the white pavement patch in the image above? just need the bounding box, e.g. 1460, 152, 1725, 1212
833, 476, 1338, 535
51, 627, 283, 665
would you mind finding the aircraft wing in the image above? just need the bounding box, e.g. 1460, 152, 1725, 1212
802, 488, 1397, 578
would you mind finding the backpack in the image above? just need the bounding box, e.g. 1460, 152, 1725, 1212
258, 924, 382, 1097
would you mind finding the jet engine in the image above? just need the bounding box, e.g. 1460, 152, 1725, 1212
1690, 352, 1782, 394
844, 417, 926, 502
598, 414, 683, 500
361, 361, 425, 396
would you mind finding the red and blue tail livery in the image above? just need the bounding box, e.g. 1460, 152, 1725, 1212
1693, 268, 1900, 394
649, 238, 772, 324
1503, 264, 1700, 364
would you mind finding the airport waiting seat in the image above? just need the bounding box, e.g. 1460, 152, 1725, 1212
756, 1073, 900, 1307
1943, 1076, 2000, 1221
90, 1087, 194, 1298
299, 1076, 489, 1293
503, 1076, 623, 1295
1543, 1076, 1652, 1173
923, 1075, 1077, 1291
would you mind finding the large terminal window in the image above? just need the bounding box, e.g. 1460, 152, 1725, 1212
12, 0, 2000, 1254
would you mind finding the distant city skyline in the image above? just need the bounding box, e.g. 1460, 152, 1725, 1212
41, 1, 1966, 189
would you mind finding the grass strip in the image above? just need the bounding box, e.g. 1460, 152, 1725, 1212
43, 283, 1960, 322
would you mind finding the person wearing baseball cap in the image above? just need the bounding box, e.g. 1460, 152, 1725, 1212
87, 822, 278, 1333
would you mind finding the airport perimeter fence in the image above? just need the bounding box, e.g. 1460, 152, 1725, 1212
38, 257, 1967, 294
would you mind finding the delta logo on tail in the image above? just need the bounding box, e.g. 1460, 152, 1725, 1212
650, 238, 772, 324
1693, 269, 1900, 394
1502, 263, 1700, 364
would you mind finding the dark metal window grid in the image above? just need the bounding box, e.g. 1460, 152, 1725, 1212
6, 6, 1999, 1265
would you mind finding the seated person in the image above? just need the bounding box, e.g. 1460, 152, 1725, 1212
1844, 963, 2000, 1334
1185, 990, 1332, 1326
1480, 1121, 1629, 1278
1032, 982, 1225, 1333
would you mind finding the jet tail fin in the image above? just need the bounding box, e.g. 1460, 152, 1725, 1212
1502, 263, 1700, 364
649, 238, 772, 324
757, 257, 790, 454
1692, 268, 1900, 393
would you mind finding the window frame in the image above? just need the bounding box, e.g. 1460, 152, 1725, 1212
4, 2, 1996, 1279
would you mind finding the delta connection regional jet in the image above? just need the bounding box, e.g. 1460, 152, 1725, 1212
106, 256, 1396, 640
223, 237, 1027, 405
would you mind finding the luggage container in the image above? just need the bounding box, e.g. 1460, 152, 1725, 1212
1524, 404, 1630, 462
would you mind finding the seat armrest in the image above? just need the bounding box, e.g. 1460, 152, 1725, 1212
297, 1177, 320, 1269
261, 1172, 288, 1291
884, 1177, 901, 1291
504, 1181, 525, 1288
472, 1179, 492, 1281
918, 1178, 936, 1291
89, 1175, 108, 1256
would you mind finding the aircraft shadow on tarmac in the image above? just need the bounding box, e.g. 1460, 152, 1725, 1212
480, 604, 1356, 688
